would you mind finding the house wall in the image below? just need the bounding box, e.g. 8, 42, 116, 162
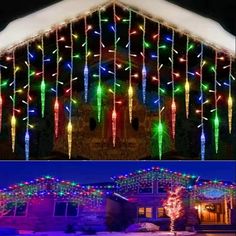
52, 95, 174, 160
0, 197, 107, 232
106, 197, 136, 231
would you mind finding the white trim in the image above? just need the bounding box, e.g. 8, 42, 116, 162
0, 0, 235, 56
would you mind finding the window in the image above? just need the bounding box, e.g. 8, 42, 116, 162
15, 202, 27, 216
54, 202, 78, 216
157, 182, 169, 193
139, 181, 153, 194
2, 202, 27, 217
157, 207, 167, 218
138, 207, 153, 218
67, 202, 78, 216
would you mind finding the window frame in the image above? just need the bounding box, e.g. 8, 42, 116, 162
53, 201, 79, 217
137, 206, 153, 219
138, 181, 154, 194
1, 201, 28, 217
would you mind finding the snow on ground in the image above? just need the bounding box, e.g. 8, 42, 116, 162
0, 0, 235, 56
18, 231, 197, 236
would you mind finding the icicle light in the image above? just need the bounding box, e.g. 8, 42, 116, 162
199, 43, 206, 161
83, 17, 89, 103
156, 23, 163, 160
127, 10, 133, 123
39, 37, 46, 118
112, 4, 117, 147
97, 10, 102, 122
11, 51, 17, 153
141, 18, 147, 104
170, 29, 176, 140
213, 51, 220, 154
185, 36, 190, 118
25, 43, 31, 161
227, 57, 233, 134
54, 28, 60, 138
67, 22, 74, 159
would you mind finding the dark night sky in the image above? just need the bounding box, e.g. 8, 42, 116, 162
0, 0, 235, 36
0, 161, 235, 188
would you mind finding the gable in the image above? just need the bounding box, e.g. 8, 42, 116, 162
0, 0, 235, 56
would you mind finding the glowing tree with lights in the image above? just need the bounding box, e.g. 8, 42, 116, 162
163, 186, 185, 233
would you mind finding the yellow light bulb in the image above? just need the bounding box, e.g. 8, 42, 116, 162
67, 121, 73, 159
11, 115, 16, 152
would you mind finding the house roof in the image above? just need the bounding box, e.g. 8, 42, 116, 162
0, 0, 235, 56
0, 176, 103, 202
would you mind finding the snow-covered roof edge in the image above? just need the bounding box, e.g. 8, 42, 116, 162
0, 0, 235, 57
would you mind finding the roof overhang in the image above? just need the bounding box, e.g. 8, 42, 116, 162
0, 0, 235, 57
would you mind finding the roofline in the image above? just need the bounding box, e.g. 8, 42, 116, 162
0, 0, 235, 58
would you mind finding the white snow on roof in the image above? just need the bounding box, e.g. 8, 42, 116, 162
0, 0, 235, 56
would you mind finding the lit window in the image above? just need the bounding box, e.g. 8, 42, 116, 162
146, 207, 152, 218
138, 207, 145, 217
138, 207, 152, 218
157, 207, 167, 218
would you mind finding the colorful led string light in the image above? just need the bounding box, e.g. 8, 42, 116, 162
212, 51, 220, 154
83, 17, 89, 103
140, 18, 147, 104
127, 10, 133, 123
67, 22, 74, 159
170, 29, 176, 140
24, 43, 32, 161
185, 36, 190, 119
54, 28, 60, 138
198, 43, 207, 160
112, 4, 118, 147
225, 57, 233, 134
97, 10, 103, 123
38, 37, 46, 118
11, 51, 18, 153
156, 23, 164, 160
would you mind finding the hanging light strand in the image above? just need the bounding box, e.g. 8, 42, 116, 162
199, 43, 206, 161
11, 50, 17, 153
54, 28, 60, 138
157, 23, 163, 160
97, 10, 102, 122
67, 22, 74, 159
25, 43, 31, 161
185, 36, 190, 118
84, 17, 89, 103
112, 3, 117, 147
40, 36, 46, 118
228, 57, 233, 134
213, 51, 219, 154
171, 29, 176, 140
141, 17, 147, 104
128, 10, 133, 123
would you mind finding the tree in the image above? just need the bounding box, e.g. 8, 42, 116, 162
163, 186, 185, 233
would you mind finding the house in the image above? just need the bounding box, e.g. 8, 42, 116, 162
0, 167, 235, 231
0, 0, 235, 160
